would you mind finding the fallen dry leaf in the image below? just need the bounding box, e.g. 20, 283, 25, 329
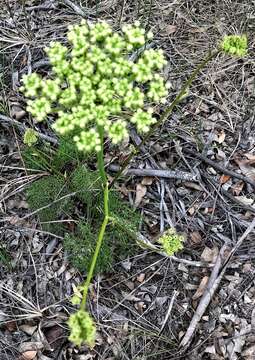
20, 350, 37, 360
141, 176, 154, 186
217, 130, 226, 144
204, 345, 216, 355
235, 158, 255, 181
19, 342, 44, 353
192, 276, 209, 300
231, 181, 244, 196
201, 246, 219, 263
136, 273, 145, 283
164, 24, 177, 34
44, 325, 64, 349
244, 153, 255, 161
190, 231, 202, 245
188, 206, 196, 216
216, 149, 226, 161
5, 320, 17, 332
135, 301, 146, 314
134, 183, 147, 207
19, 324, 37, 336
220, 175, 231, 184
125, 281, 135, 290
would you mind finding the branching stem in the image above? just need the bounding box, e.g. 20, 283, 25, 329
109, 50, 220, 189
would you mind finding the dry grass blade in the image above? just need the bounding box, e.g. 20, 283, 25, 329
0, 285, 43, 324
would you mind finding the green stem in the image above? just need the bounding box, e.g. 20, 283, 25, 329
80, 129, 109, 310
109, 49, 220, 189
97, 126, 107, 186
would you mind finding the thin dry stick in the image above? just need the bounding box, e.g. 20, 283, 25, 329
159, 290, 179, 334
184, 148, 255, 188
180, 217, 255, 348
108, 164, 197, 182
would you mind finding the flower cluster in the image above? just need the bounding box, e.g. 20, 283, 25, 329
157, 228, 184, 256
23, 128, 38, 146
67, 310, 96, 347
21, 20, 169, 152
221, 35, 247, 57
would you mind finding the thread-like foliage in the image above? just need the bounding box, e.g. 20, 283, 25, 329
64, 222, 113, 273
24, 138, 140, 273
26, 175, 73, 234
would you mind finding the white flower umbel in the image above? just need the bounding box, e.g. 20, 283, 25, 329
21, 20, 169, 151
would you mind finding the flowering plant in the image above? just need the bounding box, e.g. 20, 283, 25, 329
21, 20, 247, 347
21, 20, 170, 348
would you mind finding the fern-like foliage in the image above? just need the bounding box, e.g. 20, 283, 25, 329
64, 196, 140, 273
51, 136, 88, 171
22, 144, 53, 171
24, 137, 140, 273
26, 175, 73, 234
64, 222, 113, 273
22, 135, 89, 173
70, 165, 100, 204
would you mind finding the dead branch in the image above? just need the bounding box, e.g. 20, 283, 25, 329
108, 164, 197, 182
180, 217, 255, 348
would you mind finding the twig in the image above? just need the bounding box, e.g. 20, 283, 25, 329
180, 245, 227, 348
184, 148, 255, 188
0, 114, 58, 145
159, 290, 179, 334
162, 197, 175, 228
108, 164, 197, 182
159, 180, 165, 232
180, 217, 255, 348
20, 59, 50, 74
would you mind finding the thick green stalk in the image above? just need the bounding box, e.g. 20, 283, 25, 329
109, 49, 220, 189
80, 128, 109, 310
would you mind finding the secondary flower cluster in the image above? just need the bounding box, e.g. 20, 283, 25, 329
21, 20, 169, 152
67, 310, 96, 347
157, 228, 184, 256
23, 128, 38, 147
221, 35, 247, 57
